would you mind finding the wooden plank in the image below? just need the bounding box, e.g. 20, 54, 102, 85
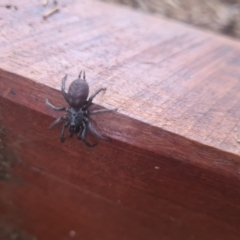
1, 0, 240, 158
1, 0, 240, 239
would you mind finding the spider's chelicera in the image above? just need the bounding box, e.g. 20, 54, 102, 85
46, 71, 117, 147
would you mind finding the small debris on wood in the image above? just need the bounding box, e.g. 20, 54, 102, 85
69, 230, 76, 237
0, 4, 18, 10
3, 88, 10, 97
42, 0, 49, 6
42, 6, 59, 19
234, 135, 240, 143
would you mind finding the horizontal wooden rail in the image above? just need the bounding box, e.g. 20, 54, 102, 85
1, 0, 240, 239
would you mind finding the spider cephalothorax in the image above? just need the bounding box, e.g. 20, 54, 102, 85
46, 71, 117, 147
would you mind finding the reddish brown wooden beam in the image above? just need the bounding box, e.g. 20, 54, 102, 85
1, 0, 240, 239
1, 93, 240, 240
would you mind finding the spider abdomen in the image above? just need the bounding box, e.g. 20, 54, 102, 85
68, 79, 89, 108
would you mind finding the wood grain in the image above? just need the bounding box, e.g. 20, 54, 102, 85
1, 0, 240, 239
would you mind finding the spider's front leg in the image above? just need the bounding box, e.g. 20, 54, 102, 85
60, 121, 69, 143
49, 115, 67, 129
78, 121, 97, 147
68, 126, 74, 138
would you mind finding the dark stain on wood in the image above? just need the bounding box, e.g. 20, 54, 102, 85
0, 220, 36, 240
0, 125, 18, 182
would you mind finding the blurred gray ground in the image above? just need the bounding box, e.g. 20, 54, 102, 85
98, 0, 240, 39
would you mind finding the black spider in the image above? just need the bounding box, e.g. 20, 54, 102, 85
46, 71, 117, 147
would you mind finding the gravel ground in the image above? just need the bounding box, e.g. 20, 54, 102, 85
98, 0, 240, 39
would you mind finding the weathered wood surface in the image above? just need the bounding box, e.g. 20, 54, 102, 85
1, 0, 240, 239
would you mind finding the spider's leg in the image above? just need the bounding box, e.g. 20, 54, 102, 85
84, 117, 107, 140
49, 116, 67, 129
78, 70, 82, 79
46, 99, 67, 111
61, 74, 70, 104
84, 88, 106, 109
78, 122, 97, 147
60, 122, 69, 143
68, 125, 74, 137
77, 126, 84, 142
88, 108, 117, 115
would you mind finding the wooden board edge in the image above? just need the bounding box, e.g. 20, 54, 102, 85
1, 69, 240, 181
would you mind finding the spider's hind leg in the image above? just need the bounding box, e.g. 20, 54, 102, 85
84, 88, 106, 109
46, 99, 67, 111
89, 108, 117, 115
61, 74, 70, 104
